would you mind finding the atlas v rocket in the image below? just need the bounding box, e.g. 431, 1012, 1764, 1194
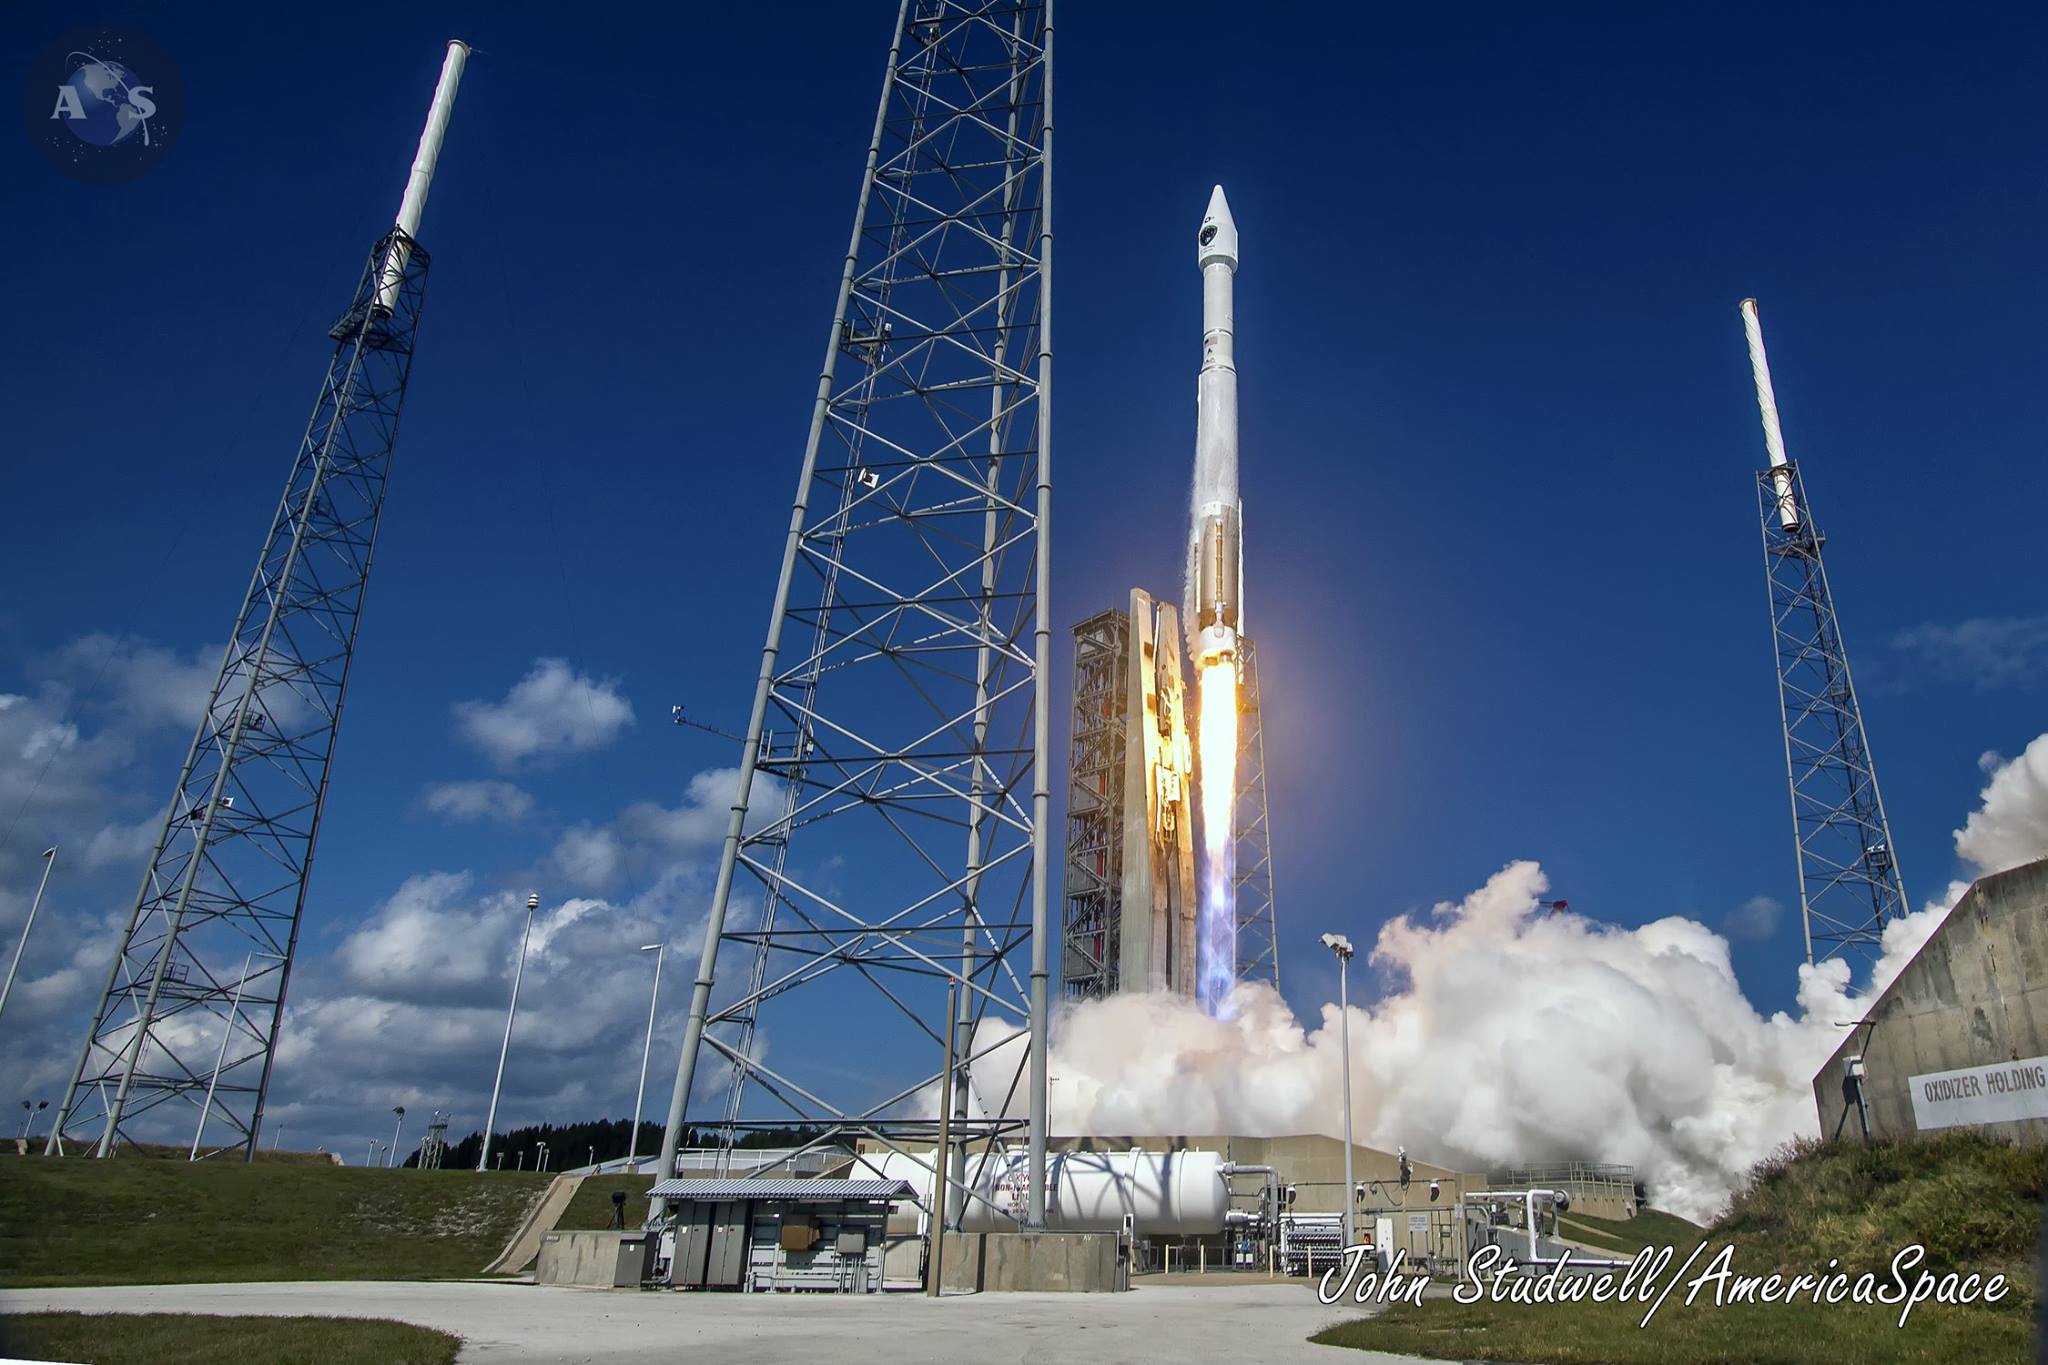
1191, 185, 1243, 671
1114, 187, 1246, 1000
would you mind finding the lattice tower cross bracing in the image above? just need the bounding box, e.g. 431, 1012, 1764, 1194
46, 42, 470, 1159
652, 0, 1054, 1229
1741, 299, 1907, 972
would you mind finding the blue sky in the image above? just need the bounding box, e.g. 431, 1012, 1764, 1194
2, 4, 2044, 1160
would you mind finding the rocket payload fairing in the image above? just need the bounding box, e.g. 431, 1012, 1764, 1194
1191, 185, 1242, 670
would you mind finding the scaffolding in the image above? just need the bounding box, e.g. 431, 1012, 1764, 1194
654, 0, 1054, 1228
48, 229, 433, 1158
1063, 609, 1130, 999
1759, 460, 1907, 969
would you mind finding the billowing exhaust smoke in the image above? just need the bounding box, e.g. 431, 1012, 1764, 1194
968, 738, 2048, 1221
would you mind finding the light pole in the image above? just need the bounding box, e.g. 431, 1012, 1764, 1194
537, 1142, 548, 1173
628, 943, 664, 1169
272, 1122, 285, 1151
366, 1139, 377, 1167
1321, 932, 1357, 1249
389, 1106, 407, 1168
478, 893, 539, 1172
20, 1100, 47, 1141
0, 847, 58, 1028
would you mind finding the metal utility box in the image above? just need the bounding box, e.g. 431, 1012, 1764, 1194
614, 1232, 656, 1288
649, 1178, 911, 1293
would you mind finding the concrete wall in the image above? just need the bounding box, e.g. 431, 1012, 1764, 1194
536, 1230, 634, 1287
1815, 859, 2048, 1143
939, 1231, 1126, 1292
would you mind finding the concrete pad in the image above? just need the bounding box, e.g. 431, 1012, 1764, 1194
0, 1278, 1422, 1363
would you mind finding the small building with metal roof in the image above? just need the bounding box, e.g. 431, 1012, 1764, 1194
648, 1177, 914, 1292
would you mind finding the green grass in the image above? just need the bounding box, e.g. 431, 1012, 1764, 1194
1320, 1133, 2044, 1364
0, 1158, 548, 1287
1312, 1295, 2028, 1364
1717, 1131, 2046, 1277
0, 1313, 460, 1364
21, 1141, 354, 1166
557, 1174, 655, 1230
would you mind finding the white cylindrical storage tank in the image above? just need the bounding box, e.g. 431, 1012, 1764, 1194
872, 1149, 1230, 1236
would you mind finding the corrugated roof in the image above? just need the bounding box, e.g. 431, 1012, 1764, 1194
648, 1178, 913, 1201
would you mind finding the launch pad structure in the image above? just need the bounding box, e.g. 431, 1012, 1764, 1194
653, 0, 1054, 1229
1061, 597, 1280, 1000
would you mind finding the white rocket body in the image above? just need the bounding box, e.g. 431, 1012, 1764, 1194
1192, 185, 1243, 670
376, 40, 470, 314
1739, 298, 1801, 532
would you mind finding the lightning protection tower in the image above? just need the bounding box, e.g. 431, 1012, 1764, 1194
655, 1, 1053, 1227
1740, 298, 1907, 973
48, 43, 471, 1160
1233, 634, 1280, 988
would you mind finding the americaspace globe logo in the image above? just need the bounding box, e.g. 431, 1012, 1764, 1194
25, 26, 182, 182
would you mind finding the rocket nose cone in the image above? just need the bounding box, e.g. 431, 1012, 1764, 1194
1198, 184, 1238, 270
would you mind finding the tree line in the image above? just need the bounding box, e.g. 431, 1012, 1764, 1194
414, 1118, 840, 1171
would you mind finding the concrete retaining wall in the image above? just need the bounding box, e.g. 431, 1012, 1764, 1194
1815, 859, 2048, 1142
939, 1231, 1127, 1292
536, 1229, 630, 1287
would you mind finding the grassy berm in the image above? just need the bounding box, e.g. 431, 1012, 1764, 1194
1316, 1132, 2046, 1365
0, 1313, 460, 1365
556, 1174, 656, 1230
0, 1156, 549, 1287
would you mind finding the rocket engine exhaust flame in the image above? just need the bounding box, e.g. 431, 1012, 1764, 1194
1189, 185, 1242, 1016
1196, 660, 1238, 1012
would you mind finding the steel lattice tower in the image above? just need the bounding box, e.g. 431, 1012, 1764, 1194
656, 0, 1053, 1225
1742, 299, 1906, 972
1232, 634, 1279, 987
1062, 609, 1129, 999
48, 45, 469, 1159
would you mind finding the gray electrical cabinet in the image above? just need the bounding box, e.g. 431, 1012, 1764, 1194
706, 1201, 748, 1287
614, 1232, 656, 1288
670, 1204, 714, 1287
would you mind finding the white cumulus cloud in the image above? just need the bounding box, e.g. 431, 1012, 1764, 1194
453, 659, 633, 768
421, 779, 535, 824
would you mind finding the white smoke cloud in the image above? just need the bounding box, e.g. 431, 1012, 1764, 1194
1954, 737, 2048, 878
1020, 863, 1831, 1222
1020, 733, 2048, 1224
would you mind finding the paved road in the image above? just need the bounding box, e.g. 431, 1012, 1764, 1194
0, 1279, 1414, 1364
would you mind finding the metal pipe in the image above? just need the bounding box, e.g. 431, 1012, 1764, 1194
477, 894, 538, 1171
1739, 298, 1799, 530
0, 847, 57, 1028
628, 944, 664, 1168
1025, 0, 1055, 1229
1337, 956, 1355, 1247
377, 41, 469, 312
652, 0, 912, 1224
929, 980, 957, 1297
